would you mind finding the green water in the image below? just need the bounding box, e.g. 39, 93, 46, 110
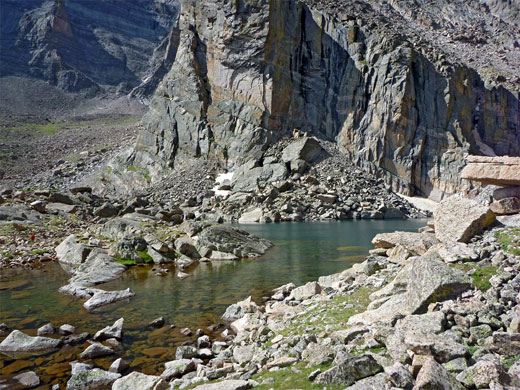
0, 219, 426, 383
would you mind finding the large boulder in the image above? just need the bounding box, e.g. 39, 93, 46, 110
461, 155, 520, 186
434, 195, 495, 244
0, 330, 61, 357
67, 363, 120, 390
222, 296, 260, 322
238, 208, 264, 223
415, 358, 464, 389
282, 137, 323, 164
68, 249, 127, 286
314, 354, 383, 386
112, 372, 168, 390
372, 232, 437, 254
406, 257, 471, 313
232, 163, 288, 192
289, 281, 322, 301
161, 359, 195, 380
490, 197, 520, 215
56, 235, 91, 267
196, 225, 273, 258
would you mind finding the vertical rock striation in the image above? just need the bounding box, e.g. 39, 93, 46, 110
134, 0, 519, 200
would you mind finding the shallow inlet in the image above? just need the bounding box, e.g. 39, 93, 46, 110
0, 219, 426, 383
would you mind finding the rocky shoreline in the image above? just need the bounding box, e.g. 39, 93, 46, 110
1, 189, 520, 389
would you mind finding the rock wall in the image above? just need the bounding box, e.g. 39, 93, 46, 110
0, 0, 179, 95
134, 0, 520, 200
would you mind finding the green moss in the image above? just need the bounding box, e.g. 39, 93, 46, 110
472, 266, 498, 292
504, 356, 520, 370
251, 362, 341, 390
495, 227, 520, 256
29, 249, 47, 256
137, 250, 154, 263
276, 287, 373, 337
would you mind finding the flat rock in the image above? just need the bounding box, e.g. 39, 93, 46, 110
69, 248, 126, 286
112, 371, 168, 390
372, 231, 437, 255
434, 195, 495, 244
0, 330, 61, 357
461, 155, 520, 186
83, 288, 135, 311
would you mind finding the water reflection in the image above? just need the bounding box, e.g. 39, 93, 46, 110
0, 219, 426, 381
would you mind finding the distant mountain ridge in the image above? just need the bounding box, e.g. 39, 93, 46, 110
0, 0, 179, 98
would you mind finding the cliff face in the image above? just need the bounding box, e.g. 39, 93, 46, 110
135, 0, 520, 200
0, 0, 179, 95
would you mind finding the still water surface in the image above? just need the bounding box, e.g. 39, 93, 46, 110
0, 219, 426, 382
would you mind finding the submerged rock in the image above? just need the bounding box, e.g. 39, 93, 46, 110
93, 318, 124, 341
0, 330, 61, 357
83, 288, 135, 311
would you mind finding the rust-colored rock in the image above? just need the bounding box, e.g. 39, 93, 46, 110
461, 156, 520, 186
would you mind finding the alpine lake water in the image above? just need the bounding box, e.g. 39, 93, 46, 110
0, 219, 427, 384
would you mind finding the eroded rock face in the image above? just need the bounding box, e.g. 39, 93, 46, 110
132, 0, 519, 199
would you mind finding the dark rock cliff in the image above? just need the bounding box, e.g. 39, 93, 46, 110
133, 0, 519, 200
0, 0, 179, 95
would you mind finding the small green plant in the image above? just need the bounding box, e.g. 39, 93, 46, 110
472, 266, 498, 292
495, 227, 520, 256
251, 362, 340, 390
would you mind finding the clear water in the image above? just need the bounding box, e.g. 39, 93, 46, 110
0, 219, 426, 384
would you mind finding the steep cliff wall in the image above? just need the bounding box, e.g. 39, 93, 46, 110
134, 0, 520, 200
0, 0, 179, 95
